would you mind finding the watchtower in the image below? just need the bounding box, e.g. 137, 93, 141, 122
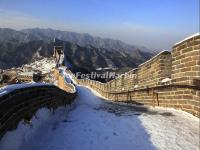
53, 38, 65, 68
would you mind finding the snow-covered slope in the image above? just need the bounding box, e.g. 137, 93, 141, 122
20, 58, 55, 74
0, 86, 199, 150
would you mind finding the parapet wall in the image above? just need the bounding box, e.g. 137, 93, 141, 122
102, 51, 172, 92
137, 51, 172, 87
74, 33, 200, 117
54, 68, 76, 93
78, 79, 199, 117
172, 33, 200, 86
0, 85, 76, 139
58, 75, 76, 93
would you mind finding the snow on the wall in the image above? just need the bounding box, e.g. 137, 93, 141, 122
0, 83, 53, 97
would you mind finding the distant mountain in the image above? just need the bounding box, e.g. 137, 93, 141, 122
0, 28, 154, 75
0, 28, 36, 43
62, 41, 152, 72
0, 39, 152, 70
21, 28, 155, 53
0, 40, 53, 69
0, 28, 154, 53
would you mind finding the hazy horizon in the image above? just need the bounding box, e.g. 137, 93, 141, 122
0, 0, 199, 50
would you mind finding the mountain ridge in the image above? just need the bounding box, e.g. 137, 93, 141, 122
0, 28, 154, 76
0, 28, 154, 53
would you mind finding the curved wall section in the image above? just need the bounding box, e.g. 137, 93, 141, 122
0, 84, 76, 139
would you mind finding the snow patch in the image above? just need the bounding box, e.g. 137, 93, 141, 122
174, 32, 200, 46
139, 50, 170, 67
161, 78, 171, 83
0, 83, 53, 97
20, 58, 55, 74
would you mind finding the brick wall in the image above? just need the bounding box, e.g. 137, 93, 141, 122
58, 74, 76, 93
103, 51, 172, 92
54, 69, 76, 93
77, 79, 200, 117
54, 68, 60, 80
172, 33, 200, 86
137, 51, 172, 88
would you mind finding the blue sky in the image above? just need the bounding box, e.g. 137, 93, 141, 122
0, 0, 199, 50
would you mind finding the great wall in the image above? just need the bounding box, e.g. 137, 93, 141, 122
0, 33, 199, 139
60, 33, 200, 117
